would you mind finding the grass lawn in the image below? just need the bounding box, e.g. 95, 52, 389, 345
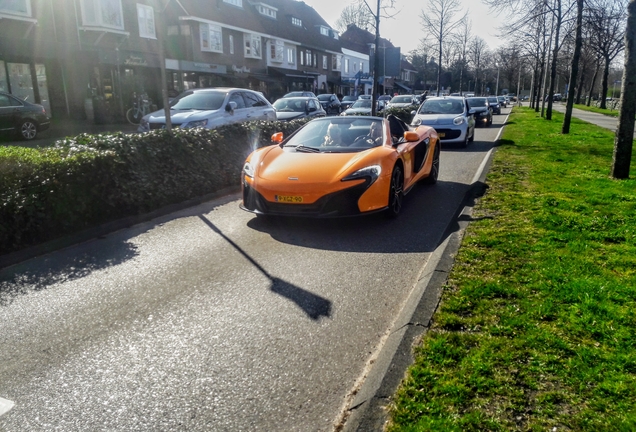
388, 107, 636, 431
573, 103, 620, 117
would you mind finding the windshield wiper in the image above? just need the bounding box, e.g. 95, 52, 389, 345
284, 144, 320, 153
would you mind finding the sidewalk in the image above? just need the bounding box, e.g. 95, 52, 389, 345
547, 102, 636, 137
0, 116, 139, 148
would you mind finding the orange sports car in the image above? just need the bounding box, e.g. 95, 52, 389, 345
240, 115, 440, 218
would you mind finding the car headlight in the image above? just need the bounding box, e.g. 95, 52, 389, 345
453, 116, 465, 125
183, 119, 208, 129
411, 117, 422, 126
342, 165, 382, 186
243, 162, 255, 178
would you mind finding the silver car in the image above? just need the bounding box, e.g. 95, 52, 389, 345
410, 96, 475, 146
138, 87, 276, 132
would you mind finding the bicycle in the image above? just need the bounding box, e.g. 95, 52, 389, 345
126, 92, 151, 125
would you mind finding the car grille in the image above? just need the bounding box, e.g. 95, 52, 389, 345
434, 129, 462, 140
243, 182, 371, 217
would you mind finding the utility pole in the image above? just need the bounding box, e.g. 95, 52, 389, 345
156, 0, 171, 130
371, 0, 381, 116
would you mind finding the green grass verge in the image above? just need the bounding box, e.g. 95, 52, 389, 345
388, 107, 636, 431
573, 103, 620, 117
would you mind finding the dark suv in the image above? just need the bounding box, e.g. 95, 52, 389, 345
317, 93, 342, 115
0, 91, 50, 140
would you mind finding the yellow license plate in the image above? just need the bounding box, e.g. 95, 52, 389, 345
438, 132, 445, 137
275, 195, 303, 203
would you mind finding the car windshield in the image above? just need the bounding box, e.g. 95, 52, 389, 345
498, 96, 505, 101
351, 100, 372, 108
317, 94, 332, 101
283, 118, 384, 153
170, 92, 226, 110
273, 98, 306, 112
342, 96, 356, 101
488, 97, 498, 103
418, 99, 464, 115
390, 96, 412, 104
467, 97, 488, 108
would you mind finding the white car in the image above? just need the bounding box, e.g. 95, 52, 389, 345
138, 87, 276, 132
411, 96, 475, 146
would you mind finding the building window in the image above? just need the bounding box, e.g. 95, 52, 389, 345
287, 47, 295, 64
353, 62, 358, 72
291, 17, 301, 26
270, 40, 284, 62
332, 55, 341, 71
244, 34, 261, 58
360, 62, 363, 72
256, 4, 277, 18
200, 23, 223, 53
322, 55, 327, 70
344, 59, 349, 74
0, 0, 31, 17
223, 0, 242, 6
299, 50, 304, 66
80, 0, 124, 30
229, 35, 234, 54
136, 4, 155, 39
320, 26, 329, 36
305, 50, 311, 67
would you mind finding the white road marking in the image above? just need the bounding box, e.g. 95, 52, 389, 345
0, 397, 15, 417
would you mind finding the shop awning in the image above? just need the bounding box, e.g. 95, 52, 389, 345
269, 67, 318, 80
395, 82, 412, 92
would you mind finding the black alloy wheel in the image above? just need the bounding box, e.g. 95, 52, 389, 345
386, 165, 404, 218
19, 120, 38, 140
424, 144, 440, 185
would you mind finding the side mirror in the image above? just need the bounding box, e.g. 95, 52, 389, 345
403, 131, 420, 142
468, 109, 476, 115
410, 110, 416, 116
225, 101, 238, 113
271, 132, 284, 143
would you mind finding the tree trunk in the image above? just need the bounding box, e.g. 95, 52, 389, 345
562, 0, 584, 134
575, 61, 585, 105
546, 0, 562, 120
611, 0, 636, 179
600, 55, 610, 109
437, 34, 443, 96
586, 60, 600, 106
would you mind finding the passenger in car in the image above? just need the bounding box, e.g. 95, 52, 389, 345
322, 124, 345, 146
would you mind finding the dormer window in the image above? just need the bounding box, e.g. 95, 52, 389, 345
255, 3, 277, 18
319, 26, 329, 36
224, 0, 243, 7
291, 17, 302, 26
0, 0, 31, 17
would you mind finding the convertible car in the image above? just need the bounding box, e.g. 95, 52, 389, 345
240, 115, 440, 218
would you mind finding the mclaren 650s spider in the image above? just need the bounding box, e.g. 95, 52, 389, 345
240, 115, 440, 218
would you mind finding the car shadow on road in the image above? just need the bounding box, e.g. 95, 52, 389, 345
198, 214, 331, 321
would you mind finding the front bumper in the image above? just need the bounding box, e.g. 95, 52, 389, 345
241, 180, 381, 218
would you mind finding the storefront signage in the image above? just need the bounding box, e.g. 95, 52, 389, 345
232, 65, 251, 73
179, 61, 227, 74
124, 55, 148, 66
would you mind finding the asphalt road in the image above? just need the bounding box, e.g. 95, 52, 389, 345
0, 109, 509, 431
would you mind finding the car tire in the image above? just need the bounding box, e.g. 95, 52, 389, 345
423, 144, 440, 185
19, 120, 38, 140
386, 165, 404, 218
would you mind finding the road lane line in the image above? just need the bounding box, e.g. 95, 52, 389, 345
0, 397, 15, 417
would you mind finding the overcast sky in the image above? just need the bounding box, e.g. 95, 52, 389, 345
303, 0, 508, 54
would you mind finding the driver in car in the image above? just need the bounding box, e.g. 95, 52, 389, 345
322, 124, 345, 146
353, 122, 383, 147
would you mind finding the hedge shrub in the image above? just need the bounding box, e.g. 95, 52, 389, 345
0, 118, 309, 255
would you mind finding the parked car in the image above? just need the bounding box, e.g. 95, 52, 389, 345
487, 96, 501, 114
240, 115, 440, 218
317, 94, 342, 115
358, 95, 372, 100
466, 97, 492, 127
497, 96, 508, 108
386, 95, 416, 109
138, 88, 276, 132
340, 99, 379, 116
410, 96, 475, 146
283, 91, 316, 98
0, 91, 50, 140
339, 95, 357, 111
272, 96, 326, 121
378, 95, 392, 110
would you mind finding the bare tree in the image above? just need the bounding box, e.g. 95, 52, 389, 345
454, 18, 472, 94
562, 0, 584, 133
588, 0, 627, 108
469, 37, 488, 95
420, 0, 467, 96
611, 0, 636, 178
334, 2, 374, 33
